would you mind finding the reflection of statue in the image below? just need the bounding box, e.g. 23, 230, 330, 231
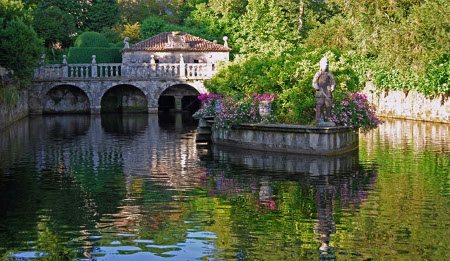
314, 184, 336, 257
312, 57, 336, 126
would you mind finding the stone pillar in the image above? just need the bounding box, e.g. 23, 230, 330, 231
174, 95, 183, 111
179, 54, 186, 79
91, 55, 97, 78
207, 56, 213, 78
62, 55, 68, 78
150, 55, 156, 77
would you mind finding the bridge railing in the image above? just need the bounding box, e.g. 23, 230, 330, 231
33, 55, 215, 81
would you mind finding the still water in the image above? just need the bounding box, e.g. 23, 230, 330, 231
0, 114, 448, 260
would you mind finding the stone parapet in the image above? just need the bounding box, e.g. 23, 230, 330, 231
362, 82, 450, 123
211, 123, 358, 156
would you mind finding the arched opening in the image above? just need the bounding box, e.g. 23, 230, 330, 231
101, 85, 148, 113
43, 85, 90, 114
158, 84, 201, 112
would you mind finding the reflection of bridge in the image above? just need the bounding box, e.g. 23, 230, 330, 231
29, 32, 230, 114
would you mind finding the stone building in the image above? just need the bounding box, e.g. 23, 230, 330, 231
122, 31, 230, 65
30, 32, 231, 114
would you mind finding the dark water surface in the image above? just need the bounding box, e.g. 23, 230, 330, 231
0, 114, 448, 260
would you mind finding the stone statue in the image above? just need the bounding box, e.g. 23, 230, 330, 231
312, 57, 336, 126
123, 37, 130, 49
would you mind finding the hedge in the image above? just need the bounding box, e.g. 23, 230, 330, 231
74, 32, 110, 48
67, 47, 123, 64
68, 47, 113, 63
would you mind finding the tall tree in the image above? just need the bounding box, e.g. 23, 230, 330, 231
32, 7, 76, 48
86, 0, 121, 32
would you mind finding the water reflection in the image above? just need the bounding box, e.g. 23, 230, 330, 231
364, 118, 450, 154
201, 145, 378, 259
0, 115, 447, 260
101, 114, 148, 135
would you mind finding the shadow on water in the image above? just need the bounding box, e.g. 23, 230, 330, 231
39, 114, 91, 140
101, 113, 149, 136
157, 111, 198, 132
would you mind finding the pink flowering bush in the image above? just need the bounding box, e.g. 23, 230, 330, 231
193, 93, 277, 131
214, 96, 261, 131
331, 93, 382, 133
253, 93, 277, 101
193, 93, 222, 118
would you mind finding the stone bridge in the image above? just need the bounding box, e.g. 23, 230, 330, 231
29, 59, 211, 114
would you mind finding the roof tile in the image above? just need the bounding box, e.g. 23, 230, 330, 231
125, 32, 231, 52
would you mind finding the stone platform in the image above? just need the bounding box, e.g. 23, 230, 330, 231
210, 123, 358, 156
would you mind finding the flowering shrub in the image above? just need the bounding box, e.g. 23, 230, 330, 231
214, 96, 261, 130
193, 93, 277, 131
192, 93, 222, 118
331, 93, 382, 133
253, 93, 277, 101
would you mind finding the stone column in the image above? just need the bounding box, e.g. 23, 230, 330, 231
62, 55, 68, 78
174, 95, 183, 111
179, 54, 186, 79
91, 55, 97, 78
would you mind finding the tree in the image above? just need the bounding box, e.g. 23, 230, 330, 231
140, 16, 167, 39
37, 0, 88, 30
0, 18, 43, 81
121, 22, 141, 43
86, 0, 121, 32
32, 7, 76, 48
0, 0, 31, 26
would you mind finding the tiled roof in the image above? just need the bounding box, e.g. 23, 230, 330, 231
125, 32, 231, 52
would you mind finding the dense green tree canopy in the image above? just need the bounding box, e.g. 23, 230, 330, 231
0, 0, 43, 83
32, 7, 75, 48
0, 0, 448, 98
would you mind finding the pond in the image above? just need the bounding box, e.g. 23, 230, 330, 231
0, 114, 448, 260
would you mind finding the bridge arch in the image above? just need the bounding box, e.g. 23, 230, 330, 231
43, 84, 91, 114
101, 84, 148, 113
158, 84, 201, 112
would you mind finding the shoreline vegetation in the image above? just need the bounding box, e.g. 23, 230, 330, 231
1, 0, 448, 124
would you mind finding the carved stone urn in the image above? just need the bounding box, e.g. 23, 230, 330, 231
259, 101, 272, 117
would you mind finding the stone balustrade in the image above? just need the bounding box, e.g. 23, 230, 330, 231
34, 55, 215, 81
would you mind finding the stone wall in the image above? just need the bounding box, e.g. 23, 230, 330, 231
211, 123, 359, 156
362, 82, 450, 123
0, 89, 28, 130
122, 51, 229, 64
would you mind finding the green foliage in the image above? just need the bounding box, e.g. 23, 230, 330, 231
121, 22, 141, 43
74, 32, 110, 48
32, 7, 75, 47
100, 26, 122, 43
110, 47, 123, 63
0, 18, 43, 82
140, 16, 166, 39
304, 0, 450, 96
0, 87, 19, 105
233, 0, 299, 56
67, 47, 114, 64
0, 0, 31, 26
86, 0, 121, 32
36, 0, 88, 30
207, 49, 361, 124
